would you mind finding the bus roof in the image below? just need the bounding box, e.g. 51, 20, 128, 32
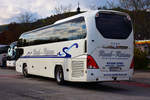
0, 45, 8, 47
54, 10, 128, 24
21, 10, 128, 36
54, 12, 87, 24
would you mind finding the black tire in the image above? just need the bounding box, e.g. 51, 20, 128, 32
55, 67, 64, 85
2, 57, 7, 67
23, 64, 29, 77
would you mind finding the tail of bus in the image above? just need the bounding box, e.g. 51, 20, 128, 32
86, 10, 134, 82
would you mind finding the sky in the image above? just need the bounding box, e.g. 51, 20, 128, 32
0, 0, 118, 25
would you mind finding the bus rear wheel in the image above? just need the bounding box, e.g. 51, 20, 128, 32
55, 67, 64, 85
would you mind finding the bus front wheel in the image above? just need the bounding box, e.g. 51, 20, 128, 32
55, 66, 64, 85
23, 64, 29, 77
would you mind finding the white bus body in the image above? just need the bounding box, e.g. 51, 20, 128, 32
16, 10, 134, 83
7, 60, 16, 67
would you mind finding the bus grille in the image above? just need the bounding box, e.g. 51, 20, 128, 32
72, 61, 84, 78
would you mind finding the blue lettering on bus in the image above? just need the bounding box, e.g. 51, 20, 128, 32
20, 43, 79, 59
105, 62, 125, 67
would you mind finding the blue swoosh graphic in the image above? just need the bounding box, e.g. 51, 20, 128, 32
58, 43, 78, 58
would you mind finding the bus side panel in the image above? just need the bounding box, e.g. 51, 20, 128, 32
16, 59, 23, 73
16, 39, 86, 80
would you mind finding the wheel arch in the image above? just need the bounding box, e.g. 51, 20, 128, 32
54, 64, 63, 78
22, 63, 27, 69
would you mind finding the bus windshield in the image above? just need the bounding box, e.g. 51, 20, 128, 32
95, 12, 132, 39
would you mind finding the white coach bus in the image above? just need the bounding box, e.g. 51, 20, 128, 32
16, 10, 134, 85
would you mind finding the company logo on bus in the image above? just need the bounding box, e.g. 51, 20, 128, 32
58, 43, 79, 58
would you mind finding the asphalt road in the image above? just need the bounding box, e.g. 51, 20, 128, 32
0, 68, 150, 100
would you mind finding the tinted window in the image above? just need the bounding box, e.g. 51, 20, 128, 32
95, 12, 132, 39
0, 46, 9, 54
18, 17, 86, 47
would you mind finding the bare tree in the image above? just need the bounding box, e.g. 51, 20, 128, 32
89, 0, 117, 10
89, 4, 98, 10
89, 0, 108, 10
107, 0, 117, 9
52, 4, 72, 15
17, 12, 38, 23
89, 0, 100, 10
119, 0, 150, 10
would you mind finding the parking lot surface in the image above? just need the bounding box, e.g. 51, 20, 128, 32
0, 68, 150, 100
